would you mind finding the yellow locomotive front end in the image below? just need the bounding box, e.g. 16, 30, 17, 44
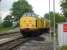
20, 16, 36, 31
19, 13, 38, 37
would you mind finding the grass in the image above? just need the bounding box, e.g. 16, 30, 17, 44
60, 46, 67, 50
0, 27, 13, 32
0, 24, 13, 32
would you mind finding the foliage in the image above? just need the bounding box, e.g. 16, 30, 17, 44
60, 0, 67, 18
11, 0, 33, 21
60, 45, 67, 50
4, 15, 11, 21
4, 15, 14, 22
0, 24, 2, 28
44, 12, 65, 27
0, 25, 13, 32
2, 21, 12, 27
3, 15, 13, 27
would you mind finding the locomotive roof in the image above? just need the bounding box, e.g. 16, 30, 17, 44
23, 12, 38, 17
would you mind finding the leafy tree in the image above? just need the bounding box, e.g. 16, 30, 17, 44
44, 12, 65, 28
4, 15, 11, 21
3, 15, 13, 27
11, 0, 33, 21
60, 0, 67, 21
4, 15, 15, 22
2, 21, 12, 27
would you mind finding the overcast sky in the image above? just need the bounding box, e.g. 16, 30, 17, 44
0, 0, 61, 19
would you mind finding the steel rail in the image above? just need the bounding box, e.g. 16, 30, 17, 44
0, 36, 31, 50
0, 31, 20, 36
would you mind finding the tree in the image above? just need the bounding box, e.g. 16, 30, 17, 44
60, 0, 67, 19
11, 0, 33, 21
3, 15, 13, 27
44, 12, 65, 28
4, 15, 11, 21
2, 21, 12, 27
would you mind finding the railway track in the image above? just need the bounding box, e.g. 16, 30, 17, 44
0, 35, 31, 50
11, 33, 53, 50
0, 31, 21, 39
0, 31, 20, 36
0, 31, 53, 50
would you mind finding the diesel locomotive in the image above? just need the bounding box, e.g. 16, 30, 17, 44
19, 13, 49, 37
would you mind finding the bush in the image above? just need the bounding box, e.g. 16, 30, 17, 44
2, 21, 12, 27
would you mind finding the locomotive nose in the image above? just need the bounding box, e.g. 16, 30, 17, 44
23, 28, 29, 31
20, 28, 30, 33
